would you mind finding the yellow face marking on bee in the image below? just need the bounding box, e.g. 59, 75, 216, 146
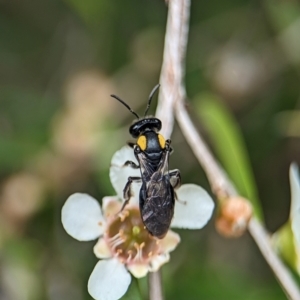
137, 135, 147, 151
158, 134, 166, 149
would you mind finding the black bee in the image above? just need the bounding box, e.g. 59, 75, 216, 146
111, 84, 181, 239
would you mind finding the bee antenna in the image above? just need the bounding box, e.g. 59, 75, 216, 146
111, 94, 140, 119
144, 84, 160, 117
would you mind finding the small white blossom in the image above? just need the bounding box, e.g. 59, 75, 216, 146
61, 146, 214, 300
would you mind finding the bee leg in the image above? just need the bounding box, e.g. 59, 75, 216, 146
120, 176, 142, 211
169, 169, 181, 190
165, 139, 174, 154
169, 170, 186, 204
123, 160, 140, 169
127, 141, 135, 148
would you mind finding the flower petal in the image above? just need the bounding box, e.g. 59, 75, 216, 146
127, 263, 149, 278
109, 146, 141, 205
88, 259, 131, 300
94, 238, 112, 259
62, 193, 104, 241
290, 163, 300, 251
149, 253, 170, 272
102, 196, 122, 219
159, 230, 180, 253
171, 184, 214, 229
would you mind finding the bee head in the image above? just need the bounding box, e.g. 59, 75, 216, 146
129, 118, 162, 138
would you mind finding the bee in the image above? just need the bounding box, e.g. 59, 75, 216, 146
111, 84, 181, 239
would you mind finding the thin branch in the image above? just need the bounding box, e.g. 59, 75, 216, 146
156, 0, 190, 138
155, 0, 300, 299
175, 100, 237, 198
148, 271, 163, 300
175, 101, 300, 300
249, 219, 300, 300
149, 1, 191, 298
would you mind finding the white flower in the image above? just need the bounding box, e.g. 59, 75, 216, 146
61, 146, 214, 300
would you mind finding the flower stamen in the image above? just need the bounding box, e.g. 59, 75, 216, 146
133, 242, 145, 262
127, 250, 133, 262
107, 232, 125, 250
119, 210, 130, 222
105, 207, 164, 265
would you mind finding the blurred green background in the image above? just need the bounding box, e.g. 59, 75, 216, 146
1, 0, 300, 299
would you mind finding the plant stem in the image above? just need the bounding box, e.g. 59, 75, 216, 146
148, 271, 163, 300
156, 0, 190, 139
150, 0, 191, 299
156, 0, 300, 299
175, 99, 300, 300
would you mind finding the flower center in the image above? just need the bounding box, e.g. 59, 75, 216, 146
105, 207, 160, 264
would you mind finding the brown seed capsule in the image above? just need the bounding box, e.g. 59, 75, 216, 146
215, 196, 252, 238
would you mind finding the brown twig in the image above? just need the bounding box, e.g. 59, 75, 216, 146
248, 219, 300, 300
149, 0, 191, 299
156, 0, 190, 139
148, 271, 164, 300
175, 100, 300, 300
175, 100, 237, 198
155, 0, 300, 299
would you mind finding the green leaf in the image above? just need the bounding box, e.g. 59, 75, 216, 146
272, 221, 297, 273
194, 92, 262, 219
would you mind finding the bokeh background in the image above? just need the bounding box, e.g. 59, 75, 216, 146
1, 0, 300, 299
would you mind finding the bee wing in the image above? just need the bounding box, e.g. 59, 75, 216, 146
137, 151, 169, 183
136, 152, 154, 180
